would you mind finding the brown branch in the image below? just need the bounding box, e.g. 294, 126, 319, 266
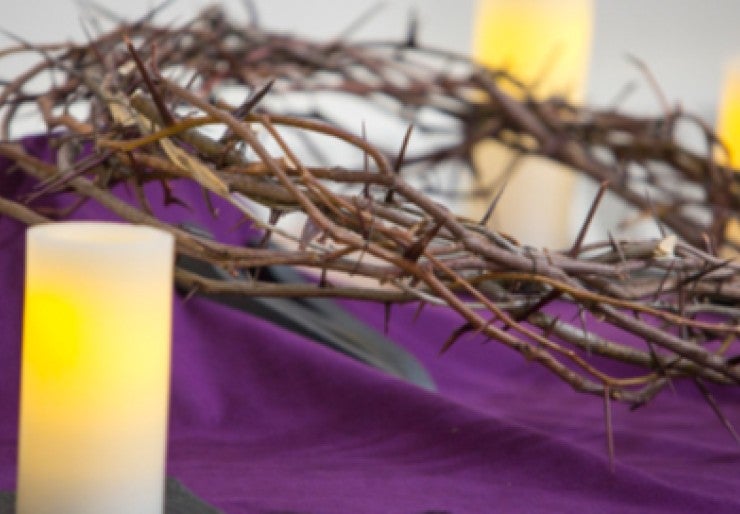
1, 8, 738, 416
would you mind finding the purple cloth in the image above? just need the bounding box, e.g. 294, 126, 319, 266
1, 136, 739, 513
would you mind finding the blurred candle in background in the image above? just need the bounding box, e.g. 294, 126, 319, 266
717, 60, 740, 167
17, 222, 174, 514
470, 0, 593, 248
716, 60, 740, 252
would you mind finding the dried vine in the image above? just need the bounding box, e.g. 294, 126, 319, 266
0, 6, 738, 435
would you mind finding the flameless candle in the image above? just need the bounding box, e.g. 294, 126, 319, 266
717, 60, 740, 168
470, 0, 593, 248
717, 60, 740, 252
17, 222, 175, 514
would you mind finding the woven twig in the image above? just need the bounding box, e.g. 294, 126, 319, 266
0, 7, 738, 425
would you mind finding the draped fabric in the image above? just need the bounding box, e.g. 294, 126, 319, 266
1, 136, 738, 513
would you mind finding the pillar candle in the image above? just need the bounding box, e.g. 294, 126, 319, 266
717, 59, 740, 168
716, 60, 740, 253
470, 0, 593, 249
17, 222, 175, 514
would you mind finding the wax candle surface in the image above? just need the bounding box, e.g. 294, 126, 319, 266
718, 62, 740, 167
17, 222, 174, 514
717, 61, 740, 252
473, 0, 592, 100
470, 0, 593, 248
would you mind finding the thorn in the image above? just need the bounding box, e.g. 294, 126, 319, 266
651, 260, 676, 301
479, 152, 521, 226
383, 301, 392, 334
351, 198, 374, 276
479, 182, 507, 226
403, 219, 444, 263
630, 377, 669, 411
125, 35, 174, 126
201, 187, 219, 218
607, 230, 628, 272
334, 1, 386, 42
701, 232, 715, 256
217, 79, 276, 146
694, 378, 740, 445
626, 54, 671, 117
269, 208, 283, 226
30, 148, 111, 200
608, 81, 637, 110
235, 78, 275, 119
183, 283, 200, 302
128, 153, 154, 215
678, 258, 734, 289
506, 289, 560, 331
569, 181, 608, 257
160, 179, 190, 210
361, 121, 369, 171
299, 217, 321, 250
439, 322, 474, 354
77, 16, 106, 66
412, 300, 427, 323
405, 8, 419, 48
385, 124, 413, 203
471, 316, 498, 338
258, 208, 283, 248
354, 197, 370, 238
361, 121, 371, 199
319, 267, 329, 288
604, 386, 616, 471
643, 335, 671, 380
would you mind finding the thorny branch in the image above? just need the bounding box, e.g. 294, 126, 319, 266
0, 7, 738, 426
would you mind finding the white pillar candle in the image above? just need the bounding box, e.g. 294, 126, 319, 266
470, 0, 593, 249
17, 222, 175, 514
716, 59, 740, 254
717, 59, 740, 168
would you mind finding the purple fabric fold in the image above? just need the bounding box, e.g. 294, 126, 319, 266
1, 136, 739, 513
